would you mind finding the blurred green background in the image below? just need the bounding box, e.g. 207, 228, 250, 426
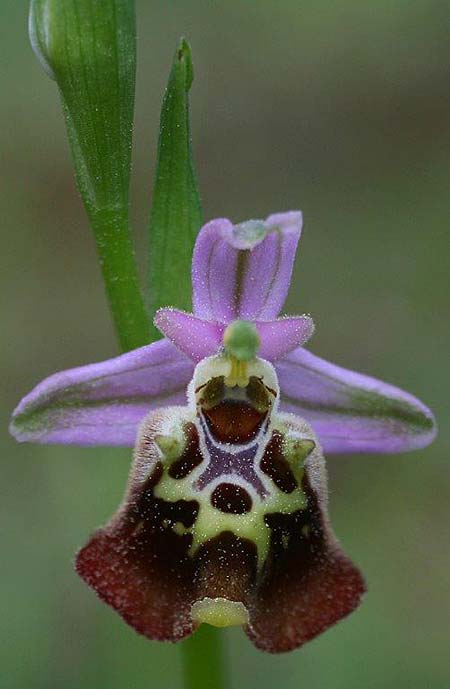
2, 1, 449, 688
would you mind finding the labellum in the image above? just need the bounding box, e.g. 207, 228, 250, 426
76, 323, 366, 652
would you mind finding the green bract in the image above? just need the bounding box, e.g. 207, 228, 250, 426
148, 39, 203, 340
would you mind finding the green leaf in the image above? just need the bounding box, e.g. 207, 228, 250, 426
29, 0, 149, 352
148, 38, 203, 341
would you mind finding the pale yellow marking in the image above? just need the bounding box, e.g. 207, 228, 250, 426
153, 417, 309, 569
191, 597, 249, 628
225, 357, 249, 388
173, 521, 188, 536
154, 434, 184, 462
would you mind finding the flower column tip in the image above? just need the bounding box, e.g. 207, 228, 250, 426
223, 320, 261, 387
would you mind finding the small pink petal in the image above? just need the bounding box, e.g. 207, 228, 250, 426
155, 308, 224, 362
257, 316, 314, 360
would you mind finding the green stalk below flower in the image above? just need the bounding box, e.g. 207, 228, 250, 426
181, 626, 228, 689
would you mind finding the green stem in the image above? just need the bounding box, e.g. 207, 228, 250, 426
90, 207, 150, 352
181, 627, 228, 689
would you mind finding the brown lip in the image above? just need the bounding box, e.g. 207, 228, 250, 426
202, 401, 267, 444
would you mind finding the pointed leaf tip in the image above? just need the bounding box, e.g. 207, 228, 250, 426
177, 37, 194, 90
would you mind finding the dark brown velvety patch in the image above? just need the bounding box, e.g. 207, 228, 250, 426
203, 401, 266, 443
211, 482, 253, 514
76, 461, 198, 641
76, 465, 258, 642
260, 430, 297, 494
168, 422, 203, 479
128, 462, 198, 529
245, 474, 366, 652
193, 531, 258, 603
76, 524, 197, 641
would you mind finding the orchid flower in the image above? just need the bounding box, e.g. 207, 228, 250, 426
10, 211, 436, 652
